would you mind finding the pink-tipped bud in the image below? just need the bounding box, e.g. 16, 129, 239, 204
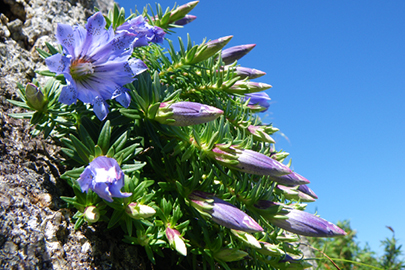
154, 101, 223, 126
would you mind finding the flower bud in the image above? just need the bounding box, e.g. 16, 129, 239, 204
226, 66, 266, 80
276, 185, 316, 202
25, 83, 47, 111
125, 202, 156, 219
231, 230, 261, 249
220, 44, 256, 65
172, 14, 197, 26
211, 146, 293, 177
154, 101, 223, 126
227, 81, 272, 94
168, 1, 199, 23
189, 191, 263, 233
268, 172, 310, 186
166, 227, 187, 256
190, 35, 233, 64
214, 248, 248, 262
242, 92, 271, 112
296, 184, 318, 199
256, 201, 346, 237
247, 125, 276, 144
83, 206, 100, 223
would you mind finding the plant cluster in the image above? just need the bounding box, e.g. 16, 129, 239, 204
9, 2, 348, 269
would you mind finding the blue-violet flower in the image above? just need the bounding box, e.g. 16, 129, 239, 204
77, 156, 131, 202
243, 92, 271, 112
116, 15, 166, 45
45, 12, 148, 120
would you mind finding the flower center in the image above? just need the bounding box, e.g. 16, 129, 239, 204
70, 59, 94, 81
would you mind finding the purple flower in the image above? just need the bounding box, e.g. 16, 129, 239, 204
117, 15, 166, 45
212, 146, 293, 176
255, 201, 346, 237
172, 14, 197, 26
154, 101, 223, 126
45, 12, 148, 120
221, 44, 256, 65
243, 92, 271, 112
77, 156, 131, 202
190, 191, 263, 233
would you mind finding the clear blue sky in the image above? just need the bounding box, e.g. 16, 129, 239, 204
117, 0, 405, 257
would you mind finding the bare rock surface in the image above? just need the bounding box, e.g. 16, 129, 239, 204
0, 0, 150, 269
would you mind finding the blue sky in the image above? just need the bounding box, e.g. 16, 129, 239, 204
117, 0, 405, 257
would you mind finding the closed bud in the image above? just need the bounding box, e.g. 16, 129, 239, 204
25, 83, 47, 111
220, 44, 256, 65
83, 206, 100, 223
214, 248, 248, 262
269, 172, 310, 186
172, 14, 197, 26
296, 184, 318, 199
154, 101, 223, 126
227, 81, 272, 94
166, 227, 187, 256
211, 146, 293, 177
168, 1, 199, 23
190, 35, 233, 64
248, 125, 276, 144
227, 66, 266, 80
125, 202, 156, 219
189, 191, 263, 233
257, 201, 346, 237
242, 92, 271, 112
276, 185, 316, 202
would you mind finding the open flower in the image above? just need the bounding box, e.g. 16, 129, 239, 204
45, 12, 148, 120
77, 156, 131, 202
116, 15, 165, 45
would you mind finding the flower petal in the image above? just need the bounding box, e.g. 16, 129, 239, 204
128, 58, 148, 76
45, 53, 71, 74
113, 87, 131, 108
93, 182, 113, 202
77, 167, 94, 192
59, 83, 78, 105
93, 96, 109, 121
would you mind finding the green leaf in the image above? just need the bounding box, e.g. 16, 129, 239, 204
7, 99, 31, 110
122, 162, 146, 173
79, 125, 95, 155
74, 217, 85, 230
45, 42, 60, 55
70, 134, 91, 164
36, 48, 51, 59
30, 111, 44, 125
114, 143, 141, 163
97, 120, 111, 154
108, 209, 125, 229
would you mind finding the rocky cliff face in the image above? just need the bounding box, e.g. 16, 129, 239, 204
0, 1, 150, 269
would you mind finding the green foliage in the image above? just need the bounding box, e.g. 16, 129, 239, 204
308, 220, 405, 270
9, 1, 379, 269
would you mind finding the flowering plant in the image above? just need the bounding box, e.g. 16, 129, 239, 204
9, 2, 345, 269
